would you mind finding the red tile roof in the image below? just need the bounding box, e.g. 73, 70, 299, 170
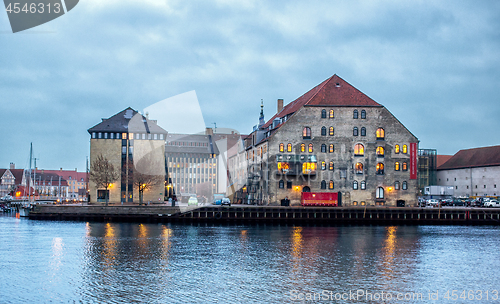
262, 74, 381, 128
438, 145, 500, 170
41, 170, 87, 182
10, 169, 25, 185
437, 155, 453, 168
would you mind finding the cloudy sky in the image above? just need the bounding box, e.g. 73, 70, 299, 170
1, 0, 499, 171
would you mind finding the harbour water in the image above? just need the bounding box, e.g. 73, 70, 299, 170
1, 213, 500, 303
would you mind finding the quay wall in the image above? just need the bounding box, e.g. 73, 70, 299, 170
28, 205, 500, 225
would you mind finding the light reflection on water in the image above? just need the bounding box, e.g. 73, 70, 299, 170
1, 214, 500, 303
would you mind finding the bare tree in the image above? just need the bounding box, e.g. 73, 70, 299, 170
89, 155, 119, 205
132, 154, 164, 205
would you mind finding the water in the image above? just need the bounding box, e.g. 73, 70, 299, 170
1, 214, 500, 303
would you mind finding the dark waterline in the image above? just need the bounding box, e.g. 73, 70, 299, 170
1, 213, 500, 303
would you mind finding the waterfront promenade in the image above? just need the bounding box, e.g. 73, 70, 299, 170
28, 204, 500, 225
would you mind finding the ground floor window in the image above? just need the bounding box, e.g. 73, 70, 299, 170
97, 190, 109, 202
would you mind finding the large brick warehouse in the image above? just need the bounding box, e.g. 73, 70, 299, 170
230, 74, 419, 207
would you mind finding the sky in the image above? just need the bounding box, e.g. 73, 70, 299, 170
1, 0, 499, 172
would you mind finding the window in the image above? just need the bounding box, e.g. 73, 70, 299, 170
395, 162, 400, 171
376, 163, 384, 175
361, 181, 366, 190
104, 133, 108, 139
376, 187, 384, 199
308, 143, 313, 153
303, 127, 311, 139
110, 133, 114, 139
376, 146, 384, 157
160, 134, 164, 140
353, 127, 358, 136
329, 180, 334, 189
279, 180, 284, 189
287, 143, 292, 152
321, 180, 326, 189
361, 110, 366, 119
279, 143, 284, 152
321, 126, 326, 136
301, 144, 305, 152
98, 132, 102, 139
402, 181, 408, 190
354, 144, 364, 156
154, 134, 158, 140
321, 109, 326, 118
395, 144, 400, 154
321, 162, 326, 170
355, 162, 363, 174
353, 201, 358, 206
361, 127, 366, 136
402, 144, 408, 154
321, 144, 326, 153
353, 110, 359, 119
402, 162, 408, 171
92, 132, 96, 139
353, 181, 358, 190
329, 110, 334, 118
395, 181, 400, 190
287, 181, 292, 189
329, 127, 334, 136
376, 128, 385, 140
329, 162, 334, 171
329, 144, 334, 153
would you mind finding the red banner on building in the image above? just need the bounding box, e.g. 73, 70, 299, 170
301, 192, 338, 206
410, 142, 417, 180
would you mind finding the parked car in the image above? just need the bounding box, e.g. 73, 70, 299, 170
0, 195, 13, 201
221, 198, 231, 206
452, 198, 466, 207
213, 199, 222, 205
427, 199, 440, 207
483, 200, 500, 208
188, 197, 198, 206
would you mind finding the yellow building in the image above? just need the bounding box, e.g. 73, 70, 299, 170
88, 108, 168, 204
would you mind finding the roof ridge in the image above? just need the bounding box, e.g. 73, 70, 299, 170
304, 74, 336, 106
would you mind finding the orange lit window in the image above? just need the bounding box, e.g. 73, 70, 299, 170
376, 128, 385, 139
329, 180, 334, 189
402, 162, 408, 171
308, 143, 313, 153
300, 144, 305, 152
402, 144, 408, 154
321, 161, 326, 170
395, 162, 400, 171
376, 146, 384, 156
329, 110, 334, 118
329, 162, 334, 171
354, 144, 364, 156
303, 127, 311, 139
329, 127, 334, 136
355, 162, 363, 174
279, 143, 284, 152
376, 163, 384, 175
287, 143, 292, 152
329, 144, 334, 153
395, 144, 400, 154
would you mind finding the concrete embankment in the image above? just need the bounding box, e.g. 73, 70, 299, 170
28, 204, 500, 225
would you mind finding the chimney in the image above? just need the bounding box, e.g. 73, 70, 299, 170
9, 162, 14, 170
205, 127, 213, 136
60, 168, 63, 172
277, 99, 284, 114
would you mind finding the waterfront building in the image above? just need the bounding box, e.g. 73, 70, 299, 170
0, 163, 26, 197
88, 108, 168, 203
37, 169, 86, 200
437, 145, 500, 198
229, 74, 419, 206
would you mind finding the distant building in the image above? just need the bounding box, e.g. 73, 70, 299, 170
418, 149, 437, 195
0, 163, 25, 197
437, 145, 500, 197
88, 107, 168, 203
228, 74, 419, 206
37, 169, 86, 200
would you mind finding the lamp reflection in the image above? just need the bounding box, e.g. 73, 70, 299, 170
382, 226, 397, 278
103, 223, 117, 268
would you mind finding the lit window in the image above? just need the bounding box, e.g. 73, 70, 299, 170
355, 162, 363, 174
321, 126, 326, 136
279, 180, 284, 189
321, 110, 326, 118
376, 187, 384, 199
395, 144, 400, 154
353, 110, 358, 119
301, 144, 305, 152
329, 162, 334, 171
376, 128, 385, 140
353, 181, 358, 190
329, 110, 334, 118
395, 162, 400, 171
329, 144, 334, 153
279, 143, 284, 152
329, 127, 334, 136
321, 180, 326, 189
354, 144, 364, 156
361, 110, 366, 119
376, 146, 384, 157
329, 180, 334, 189
402, 162, 408, 171
287, 143, 292, 152
321, 161, 326, 170
353, 127, 358, 136
303, 127, 311, 139
395, 181, 400, 190
361, 127, 366, 136
376, 163, 384, 175
321, 144, 326, 153
361, 181, 366, 190
402, 145, 408, 154
402, 181, 408, 190
308, 143, 313, 153
353, 201, 358, 205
